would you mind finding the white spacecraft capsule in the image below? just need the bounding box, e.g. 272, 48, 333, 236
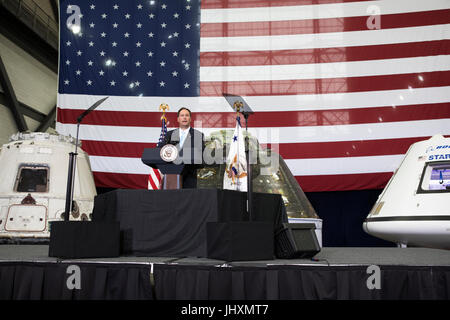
363, 135, 450, 249
0, 132, 96, 241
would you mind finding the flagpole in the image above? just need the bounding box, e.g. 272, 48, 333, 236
234, 101, 253, 221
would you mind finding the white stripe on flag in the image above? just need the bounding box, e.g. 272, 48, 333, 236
285, 154, 404, 176
200, 24, 450, 52
88, 154, 404, 176
57, 118, 450, 144
201, 0, 450, 23
57, 86, 450, 112
200, 55, 450, 82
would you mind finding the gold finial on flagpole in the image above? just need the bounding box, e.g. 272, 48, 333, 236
159, 103, 169, 121
233, 101, 243, 115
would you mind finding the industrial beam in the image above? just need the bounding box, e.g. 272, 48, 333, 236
50, 0, 59, 24
0, 92, 46, 122
0, 4, 58, 74
36, 105, 56, 132
0, 54, 28, 131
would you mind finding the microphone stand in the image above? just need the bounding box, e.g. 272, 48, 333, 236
63, 97, 109, 221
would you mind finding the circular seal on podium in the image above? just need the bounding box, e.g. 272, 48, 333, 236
160, 144, 178, 162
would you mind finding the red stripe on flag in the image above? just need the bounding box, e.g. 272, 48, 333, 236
81, 141, 156, 157
81, 136, 438, 159
58, 102, 450, 128
267, 137, 431, 159
94, 172, 148, 189
92, 171, 393, 192
296, 172, 394, 192
201, 10, 450, 37
148, 171, 159, 190
201, 0, 376, 9
153, 168, 162, 182
200, 40, 450, 66
199, 70, 450, 96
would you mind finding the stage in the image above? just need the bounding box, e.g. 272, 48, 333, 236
1, 244, 449, 300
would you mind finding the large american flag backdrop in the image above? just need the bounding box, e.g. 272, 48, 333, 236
57, 0, 450, 192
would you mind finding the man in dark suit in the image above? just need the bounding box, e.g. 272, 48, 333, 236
162, 107, 205, 188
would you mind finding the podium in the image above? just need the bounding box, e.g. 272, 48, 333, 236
141, 148, 185, 189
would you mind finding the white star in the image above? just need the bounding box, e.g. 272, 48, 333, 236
90, 4, 95, 10
87, 80, 92, 85
123, 51, 129, 57
161, 4, 167, 9
111, 61, 116, 66
100, 51, 106, 56
137, 4, 143, 9
88, 60, 93, 66
77, 50, 82, 56
76, 70, 81, 75
148, 32, 154, 38
65, 60, 70, 65
172, 51, 178, 57
113, 23, 118, 28
159, 81, 165, 87
160, 61, 166, 67
136, 42, 142, 47
122, 71, 128, 76
101, 13, 107, 19
185, 24, 191, 29
160, 42, 166, 47
186, 5, 191, 10
149, 13, 155, 19
100, 32, 106, 37
112, 42, 117, 47
173, 32, 179, 38
185, 43, 191, 48
89, 22, 95, 28
66, 41, 71, 46
113, 4, 119, 10
88, 41, 94, 47
135, 81, 140, 87
147, 71, 153, 77
125, 13, 131, 19
64, 79, 70, 85
184, 82, 190, 88
173, 13, 179, 19
135, 61, 141, 67
110, 80, 116, 86
161, 23, 167, 28
147, 51, 154, 57
137, 23, 142, 28
124, 32, 130, 38
99, 70, 105, 76
184, 63, 190, 70
172, 71, 178, 77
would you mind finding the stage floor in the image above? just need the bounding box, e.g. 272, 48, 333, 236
1, 244, 449, 266
1, 245, 449, 300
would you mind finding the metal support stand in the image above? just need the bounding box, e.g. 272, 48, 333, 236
63, 97, 109, 221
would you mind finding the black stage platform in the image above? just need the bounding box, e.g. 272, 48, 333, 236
1, 245, 449, 300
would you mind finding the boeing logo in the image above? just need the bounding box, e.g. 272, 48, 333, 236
426, 145, 450, 153
428, 154, 450, 161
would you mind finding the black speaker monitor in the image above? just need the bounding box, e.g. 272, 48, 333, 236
49, 221, 120, 259
275, 223, 321, 259
206, 221, 274, 261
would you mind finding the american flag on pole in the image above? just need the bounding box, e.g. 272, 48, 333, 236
57, 0, 450, 192
148, 116, 167, 190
